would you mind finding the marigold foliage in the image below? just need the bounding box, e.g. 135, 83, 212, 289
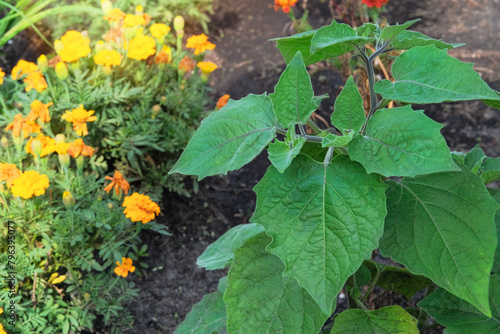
11, 170, 50, 199
122, 192, 160, 224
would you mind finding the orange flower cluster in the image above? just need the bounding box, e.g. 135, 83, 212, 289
361, 0, 389, 8
274, 0, 297, 13
186, 34, 215, 55
104, 170, 130, 195
11, 60, 47, 92
67, 138, 95, 158
11, 170, 49, 199
114, 257, 136, 277
122, 192, 160, 224
0, 163, 21, 188
6, 114, 41, 138
27, 100, 53, 123
61, 105, 97, 136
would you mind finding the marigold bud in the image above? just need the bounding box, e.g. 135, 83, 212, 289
55, 62, 68, 81
55, 134, 66, 144
101, 0, 113, 14
58, 153, 70, 170
107, 202, 114, 209
54, 40, 64, 54
1, 137, 8, 147
173, 16, 185, 33
95, 40, 106, 53
37, 55, 48, 73
152, 104, 161, 119
62, 191, 76, 208
31, 138, 43, 158
76, 155, 84, 171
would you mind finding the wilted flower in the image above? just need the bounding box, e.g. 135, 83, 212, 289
23, 71, 47, 92
361, 0, 389, 8
11, 60, 38, 79
178, 55, 195, 72
27, 100, 53, 123
274, 0, 298, 13
11, 170, 50, 199
216, 94, 230, 110
127, 34, 156, 60
67, 138, 95, 158
59, 30, 91, 62
0, 163, 21, 188
155, 45, 172, 64
6, 114, 41, 138
186, 34, 215, 55
94, 49, 121, 67
123, 14, 145, 28
104, 170, 130, 195
150, 23, 170, 39
122, 192, 160, 224
25, 134, 56, 158
61, 105, 97, 136
114, 257, 135, 277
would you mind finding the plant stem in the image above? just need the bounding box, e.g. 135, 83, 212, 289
307, 119, 322, 134
361, 266, 385, 302
355, 298, 369, 311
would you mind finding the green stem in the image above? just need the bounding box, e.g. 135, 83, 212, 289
355, 298, 369, 312
307, 119, 322, 134
361, 266, 385, 302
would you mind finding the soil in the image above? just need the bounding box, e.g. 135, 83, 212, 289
2, 0, 499, 333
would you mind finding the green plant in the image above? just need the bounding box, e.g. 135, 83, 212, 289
170, 19, 500, 333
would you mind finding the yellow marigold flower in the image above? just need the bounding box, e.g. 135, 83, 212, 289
122, 192, 160, 224
94, 49, 121, 67
127, 34, 156, 60
114, 257, 135, 277
11, 170, 50, 199
27, 100, 53, 123
61, 105, 97, 136
155, 45, 172, 64
26, 134, 56, 158
0, 322, 6, 334
186, 34, 215, 55
274, 0, 298, 13
103, 7, 126, 22
123, 14, 145, 28
67, 138, 95, 158
197, 61, 218, 74
104, 170, 130, 195
55, 142, 69, 155
0, 162, 21, 188
59, 30, 92, 63
216, 94, 230, 110
6, 114, 41, 138
0, 68, 5, 85
24, 71, 47, 92
178, 55, 195, 72
150, 23, 170, 39
11, 59, 38, 79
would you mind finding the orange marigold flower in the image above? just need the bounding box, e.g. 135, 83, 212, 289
274, 0, 297, 13
127, 34, 156, 60
123, 14, 145, 27
23, 71, 47, 92
361, 0, 389, 8
155, 45, 172, 64
59, 30, 92, 63
150, 23, 170, 39
94, 49, 121, 67
197, 61, 218, 74
104, 170, 130, 195
178, 55, 195, 72
103, 8, 126, 22
216, 94, 230, 110
104, 27, 124, 43
6, 114, 41, 138
186, 34, 215, 55
114, 257, 135, 277
67, 138, 95, 158
0, 163, 21, 188
11, 60, 38, 79
61, 105, 97, 136
27, 100, 53, 123
0, 68, 5, 85
25, 134, 56, 158
11, 170, 50, 199
122, 192, 160, 224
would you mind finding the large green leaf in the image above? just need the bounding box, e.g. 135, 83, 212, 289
349, 106, 459, 177
489, 188, 500, 276
174, 291, 227, 334
481, 157, 500, 184
418, 276, 500, 334
310, 20, 375, 54
376, 266, 433, 299
322, 132, 354, 148
224, 233, 329, 333
331, 76, 366, 133
196, 223, 264, 270
379, 19, 420, 43
270, 51, 319, 128
464, 145, 487, 174
391, 30, 464, 50
169, 94, 277, 180
268, 129, 307, 173
482, 91, 500, 110
330, 306, 419, 334
379, 167, 499, 317
251, 154, 387, 314
374, 45, 500, 104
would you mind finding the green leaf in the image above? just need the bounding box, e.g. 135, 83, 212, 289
464, 145, 486, 174
270, 51, 319, 128
330, 306, 419, 334
169, 94, 276, 180
418, 276, 500, 334
331, 76, 366, 133
356, 23, 377, 37
268, 130, 307, 173
374, 45, 500, 104
379, 167, 499, 317
482, 91, 500, 110
322, 132, 354, 148
488, 188, 500, 276
379, 19, 420, 43
174, 291, 227, 334
310, 20, 375, 54
251, 154, 387, 314
300, 142, 330, 162
481, 157, 500, 184
391, 30, 464, 50
196, 223, 265, 270
349, 106, 459, 177
377, 266, 433, 299
224, 233, 329, 333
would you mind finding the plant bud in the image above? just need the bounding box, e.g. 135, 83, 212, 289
1, 137, 8, 147
160, 96, 167, 103
31, 138, 43, 158
152, 104, 161, 119
55, 62, 68, 81
95, 40, 106, 53
107, 202, 114, 209
76, 155, 84, 172
54, 40, 64, 54
173, 15, 185, 33
37, 55, 48, 73
100, 0, 113, 14
55, 134, 66, 144
58, 153, 70, 169
135, 5, 143, 15
62, 191, 76, 208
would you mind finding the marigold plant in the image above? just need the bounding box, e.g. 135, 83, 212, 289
11, 170, 50, 199
58, 30, 92, 62
186, 33, 216, 55
122, 192, 160, 224
61, 105, 97, 136
114, 257, 136, 277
